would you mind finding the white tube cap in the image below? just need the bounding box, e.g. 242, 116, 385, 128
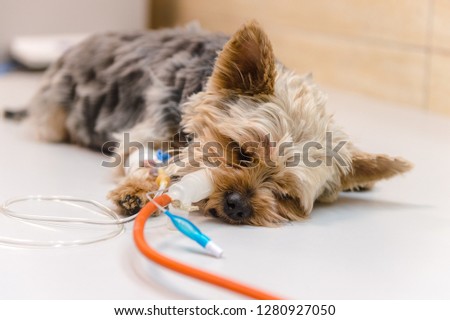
204, 241, 224, 258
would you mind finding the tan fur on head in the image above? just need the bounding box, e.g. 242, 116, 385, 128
203, 164, 307, 226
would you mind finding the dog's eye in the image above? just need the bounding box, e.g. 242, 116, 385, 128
227, 139, 256, 167
237, 148, 255, 167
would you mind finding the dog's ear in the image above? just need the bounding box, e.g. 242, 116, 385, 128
208, 21, 276, 96
341, 151, 413, 190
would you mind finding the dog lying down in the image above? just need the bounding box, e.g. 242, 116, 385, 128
9, 21, 412, 226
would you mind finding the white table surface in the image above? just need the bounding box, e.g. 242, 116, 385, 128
0, 71, 449, 299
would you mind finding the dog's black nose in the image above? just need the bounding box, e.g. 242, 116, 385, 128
223, 192, 252, 221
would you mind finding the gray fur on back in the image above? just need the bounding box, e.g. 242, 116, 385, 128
31, 26, 229, 150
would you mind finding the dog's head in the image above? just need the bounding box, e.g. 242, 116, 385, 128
174, 21, 412, 226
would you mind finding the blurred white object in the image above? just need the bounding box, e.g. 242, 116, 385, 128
10, 34, 88, 69
0, 0, 149, 63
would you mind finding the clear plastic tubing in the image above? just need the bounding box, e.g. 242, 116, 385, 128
0, 170, 214, 248
0, 195, 126, 248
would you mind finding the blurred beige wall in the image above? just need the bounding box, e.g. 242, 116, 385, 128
152, 0, 450, 116
0, 0, 149, 62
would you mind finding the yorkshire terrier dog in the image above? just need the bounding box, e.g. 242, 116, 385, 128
15, 21, 412, 226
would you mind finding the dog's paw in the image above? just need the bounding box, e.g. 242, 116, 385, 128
108, 175, 158, 215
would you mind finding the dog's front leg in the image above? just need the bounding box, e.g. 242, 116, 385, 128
107, 149, 160, 215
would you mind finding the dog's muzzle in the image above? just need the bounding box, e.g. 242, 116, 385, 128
223, 191, 253, 221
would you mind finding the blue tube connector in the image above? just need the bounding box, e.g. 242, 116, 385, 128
163, 209, 223, 258
156, 149, 171, 163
